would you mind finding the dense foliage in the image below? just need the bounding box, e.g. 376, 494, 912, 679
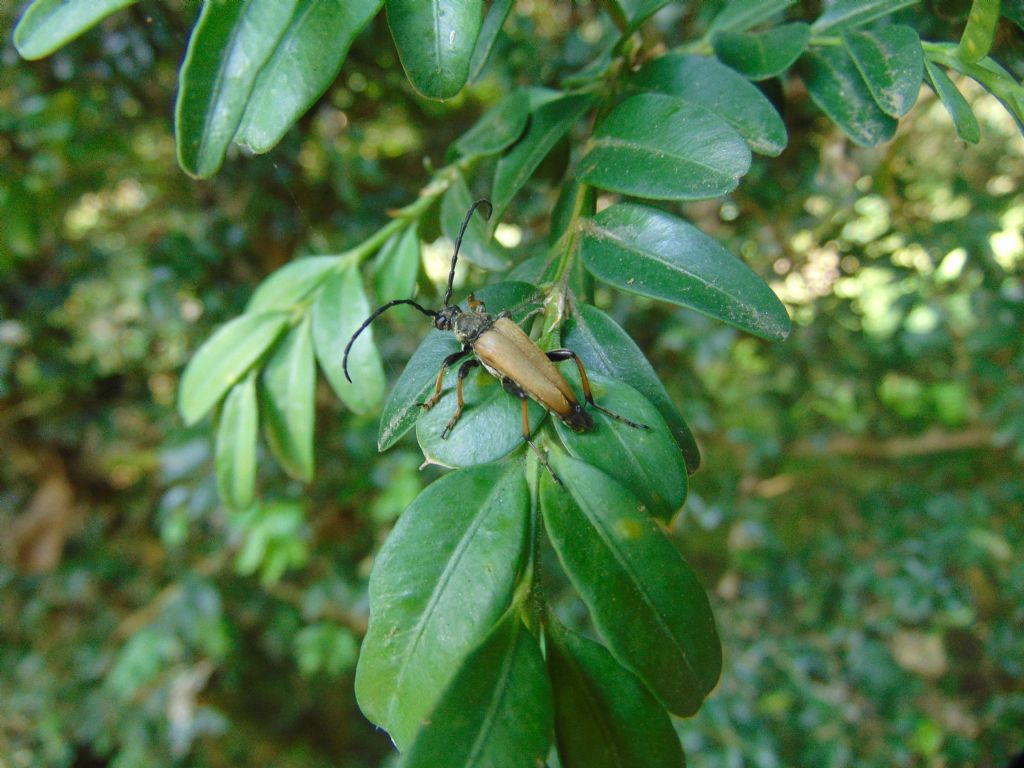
2, 0, 1023, 766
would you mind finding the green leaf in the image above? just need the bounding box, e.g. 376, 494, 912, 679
927, 44, 1024, 131
467, 0, 513, 81
312, 265, 385, 414
801, 47, 898, 147
579, 95, 750, 200
540, 455, 721, 716
13, 0, 138, 59
563, 304, 700, 473
613, 0, 672, 32
630, 55, 787, 156
441, 173, 509, 270
553, 372, 686, 521
380, 331, 462, 451
377, 282, 541, 450
712, 23, 810, 81
546, 621, 685, 768
924, 61, 981, 143
234, 0, 382, 153
373, 226, 421, 304
233, 500, 309, 584
842, 26, 923, 117
385, 0, 484, 99
452, 91, 531, 159
811, 0, 920, 32
246, 256, 338, 313
709, 0, 795, 33
179, 311, 291, 425
491, 93, 595, 222
175, 0, 298, 177
260, 317, 316, 482
216, 374, 259, 510
957, 0, 1000, 62
354, 464, 529, 749
580, 203, 791, 341
417, 369, 546, 469
400, 611, 553, 768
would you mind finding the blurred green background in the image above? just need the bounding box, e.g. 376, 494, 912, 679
1, 2, 1022, 766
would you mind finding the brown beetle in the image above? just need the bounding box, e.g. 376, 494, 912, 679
343, 199, 646, 480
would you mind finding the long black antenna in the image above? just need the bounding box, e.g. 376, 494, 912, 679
343, 299, 437, 382
444, 198, 492, 308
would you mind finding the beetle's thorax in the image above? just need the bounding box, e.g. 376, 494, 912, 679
452, 311, 496, 344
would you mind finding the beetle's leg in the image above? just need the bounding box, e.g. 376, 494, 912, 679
500, 377, 563, 486
441, 359, 481, 439
467, 293, 486, 312
417, 349, 471, 410
546, 349, 650, 430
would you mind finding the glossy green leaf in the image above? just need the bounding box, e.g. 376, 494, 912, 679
553, 372, 686, 520
385, 0, 484, 99
354, 463, 529, 749
712, 23, 810, 81
452, 91, 531, 159
216, 374, 259, 510
260, 317, 315, 482
812, 0, 920, 32
801, 47, 898, 147
312, 265, 385, 414
842, 26, 923, 117
709, 0, 795, 33
540, 455, 721, 716
14, 0, 138, 59
563, 304, 700, 473
970, 57, 1024, 129
179, 311, 290, 425
924, 61, 980, 143
630, 55, 786, 156
175, 0, 298, 177
246, 256, 338, 313
441, 173, 508, 270
957, 0, 1000, 62
491, 93, 595, 222
234, 0, 382, 153
401, 612, 552, 768
927, 43, 1024, 130
373, 226, 421, 304
546, 621, 685, 768
580, 203, 791, 341
507, 254, 552, 285
418, 370, 547, 469
467, 0, 513, 81
579, 95, 750, 200
380, 331, 462, 451
378, 282, 541, 451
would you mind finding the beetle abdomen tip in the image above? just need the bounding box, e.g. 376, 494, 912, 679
563, 405, 593, 433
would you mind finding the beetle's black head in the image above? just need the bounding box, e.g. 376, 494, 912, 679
433, 305, 461, 332
343, 199, 491, 384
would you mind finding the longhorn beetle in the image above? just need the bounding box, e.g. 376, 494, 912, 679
343, 199, 647, 482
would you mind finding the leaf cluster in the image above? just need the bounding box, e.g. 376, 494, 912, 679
8, 0, 1024, 764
